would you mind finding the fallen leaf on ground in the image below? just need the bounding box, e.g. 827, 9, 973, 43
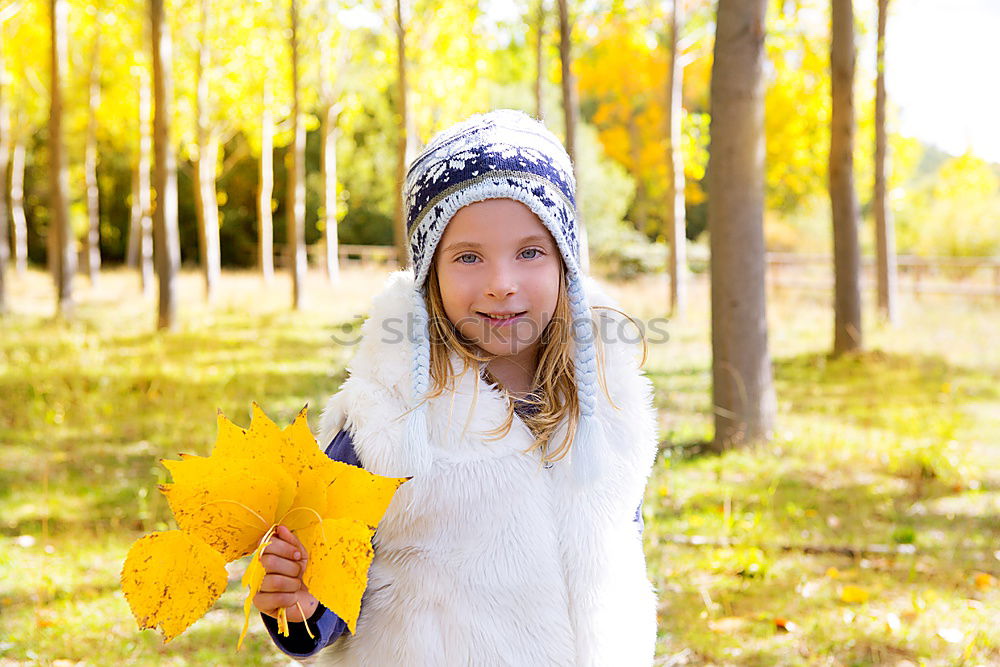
974, 572, 996, 591
840, 585, 870, 604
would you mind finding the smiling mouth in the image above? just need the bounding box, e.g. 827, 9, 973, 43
477, 311, 527, 323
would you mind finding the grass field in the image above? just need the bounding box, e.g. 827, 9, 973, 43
1, 266, 998, 666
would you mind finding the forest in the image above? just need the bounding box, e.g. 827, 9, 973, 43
1, 0, 998, 664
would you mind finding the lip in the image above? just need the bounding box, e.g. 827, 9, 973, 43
477, 311, 527, 327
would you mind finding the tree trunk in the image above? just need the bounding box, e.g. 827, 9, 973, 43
288, 0, 306, 309
830, 0, 863, 354
319, 1, 340, 284
83, 27, 101, 285
127, 159, 141, 267
874, 0, 896, 323
10, 137, 26, 274
194, 0, 220, 302
321, 104, 340, 283
0, 45, 9, 315
50, 0, 74, 317
151, 0, 180, 330
534, 0, 545, 120
557, 0, 589, 271
393, 0, 410, 270
707, 0, 776, 450
627, 112, 647, 233
665, 0, 687, 317
138, 69, 154, 295
258, 80, 274, 282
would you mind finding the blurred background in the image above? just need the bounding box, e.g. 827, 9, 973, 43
0, 0, 998, 664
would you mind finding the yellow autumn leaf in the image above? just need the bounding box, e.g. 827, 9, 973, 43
974, 572, 996, 591
121, 531, 228, 642
324, 460, 410, 527
298, 518, 379, 635
840, 585, 870, 604
160, 455, 295, 561
121, 404, 409, 650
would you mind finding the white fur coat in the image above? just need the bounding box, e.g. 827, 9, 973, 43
312, 270, 659, 666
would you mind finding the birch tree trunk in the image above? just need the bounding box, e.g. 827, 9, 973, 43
287, 0, 306, 309
50, 0, 74, 317
138, 70, 153, 295
874, 0, 896, 323
151, 0, 180, 330
0, 45, 9, 315
83, 28, 101, 284
664, 0, 687, 317
707, 0, 776, 450
321, 103, 340, 283
534, 0, 545, 120
830, 0, 863, 354
557, 0, 588, 270
627, 112, 647, 232
258, 79, 274, 282
319, 1, 340, 283
393, 0, 410, 270
10, 137, 26, 274
194, 0, 220, 301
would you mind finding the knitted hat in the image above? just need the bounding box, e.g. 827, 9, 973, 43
403, 109, 600, 486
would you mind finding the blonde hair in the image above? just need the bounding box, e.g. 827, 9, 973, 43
422, 260, 647, 466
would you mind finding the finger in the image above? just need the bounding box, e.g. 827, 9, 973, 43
274, 525, 307, 560
254, 592, 298, 616
259, 573, 303, 595
261, 534, 301, 562
260, 552, 303, 578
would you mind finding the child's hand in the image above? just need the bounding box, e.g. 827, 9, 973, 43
253, 524, 320, 623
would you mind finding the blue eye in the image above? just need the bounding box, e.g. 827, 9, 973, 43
521, 248, 541, 259
458, 253, 479, 264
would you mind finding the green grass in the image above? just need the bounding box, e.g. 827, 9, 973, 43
1, 267, 998, 665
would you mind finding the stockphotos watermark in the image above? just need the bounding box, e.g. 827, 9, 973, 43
329, 312, 671, 347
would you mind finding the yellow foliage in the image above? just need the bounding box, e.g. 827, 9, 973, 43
839, 585, 871, 604
120, 404, 409, 649
121, 531, 229, 642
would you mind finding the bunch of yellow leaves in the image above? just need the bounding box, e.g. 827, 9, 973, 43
120, 403, 408, 649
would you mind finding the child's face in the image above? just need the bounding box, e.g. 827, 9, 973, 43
434, 198, 562, 363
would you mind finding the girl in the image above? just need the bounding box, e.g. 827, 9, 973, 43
253, 109, 659, 665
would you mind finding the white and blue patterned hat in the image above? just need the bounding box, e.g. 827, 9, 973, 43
402, 109, 601, 486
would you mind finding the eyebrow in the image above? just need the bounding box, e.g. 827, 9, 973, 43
442, 235, 552, 253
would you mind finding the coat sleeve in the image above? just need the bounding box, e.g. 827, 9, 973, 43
264, 427, 358, 659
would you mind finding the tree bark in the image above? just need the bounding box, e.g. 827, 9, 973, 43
664, 0, 687, 317
393, 0, 410, 270
258, 79, 274, 282
138, 69, 153, 294
874, 0, 896, 323
627, 111, 647, 232
321, 103, 340, 283
707, 0, 776, 449
830, 0, 863, 354
557, 0, 588, 271
288, 0, 306, 309
83, 27, 101, 284
319, 0, 340, 284
194, 0, 220, 302
50, 0, 74, 317
534, 0, 545, 120
151, 0, 180, 330
10, 137, 26, 274
0, 44, 9, 315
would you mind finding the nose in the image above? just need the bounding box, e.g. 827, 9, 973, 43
485, 262, 518, 299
